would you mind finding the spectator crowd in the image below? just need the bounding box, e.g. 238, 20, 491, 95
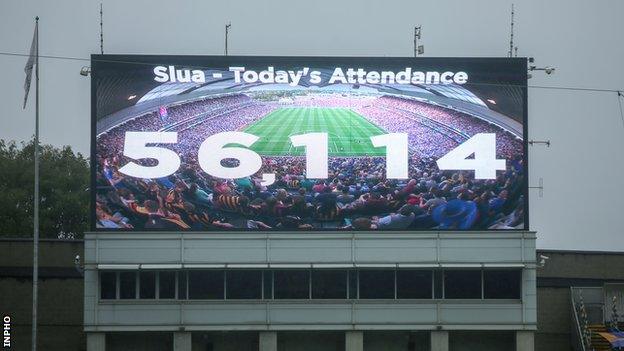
96, 93, 525, 231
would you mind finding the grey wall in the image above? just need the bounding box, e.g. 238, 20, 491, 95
537, 250, 624, 281
449, 331, 515, 351
0, 239, 84, 351
107, 332, 172, 351
84, 232, 537, 265
192, 331, 258, 351
277, 332, 343, 351
535, 288, 571, 351
3, 240, 624, 350
364, 331, 430, 351
83, 232, 537, 332
534, 250, 624, 351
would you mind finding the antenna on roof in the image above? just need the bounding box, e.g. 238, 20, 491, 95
99, 2, 104, 54
508, 4, 515, 57
225, 22, 232, 56
529, 177, 544, 198
414, 26, 424, 57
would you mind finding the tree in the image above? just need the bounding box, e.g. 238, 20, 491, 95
0, 139, 89, 238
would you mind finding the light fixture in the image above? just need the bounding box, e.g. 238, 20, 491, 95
74, 254, 84, 275
528, 65, 555, 75
487, 99, 497, 105
127, 94, 137, 100
79, 66, 91, 77
538, 254, 549, 268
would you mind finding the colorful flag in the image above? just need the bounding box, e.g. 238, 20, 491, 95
159, 106, 168, 122
23, 22, 38, 109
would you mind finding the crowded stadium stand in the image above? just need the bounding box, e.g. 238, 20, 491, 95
95, 82, 525, 231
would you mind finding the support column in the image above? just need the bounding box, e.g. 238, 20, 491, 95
259, 331, 277, 351
516, 331, 534, 351
345, 331, 363, 351
430, 331, 448, 351
173, 332, 192, 351
86, 333, 105, 351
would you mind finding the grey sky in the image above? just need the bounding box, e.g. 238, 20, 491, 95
1, 0, 623, 251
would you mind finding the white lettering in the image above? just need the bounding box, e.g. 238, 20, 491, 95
153, 66, 205, 83
229, 66, 245, 83
454, 71, 468, 84
328, 68, 347, 84
440, 71, 454, 84
396, 68, 411, 84
381, 70, 395, 84
243, 70, 259, 83
153, 66, 168, 83
275, 70, 289, 84
175, 69, 191, 83
309, 70, 322, 84
288, 70, 304, 86
411, 71, 425, 84
259, 66, 275, 83
425, 71, 440, 84
3, 315, 9, 347
366, 71, 380, 84
191, 70, 205, 83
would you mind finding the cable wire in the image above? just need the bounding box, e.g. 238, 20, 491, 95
0, 50, 622, 94
618, 91, 624, 128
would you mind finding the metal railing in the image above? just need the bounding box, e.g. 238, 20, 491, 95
571, 287, 588, 351
571, 287, 606, 351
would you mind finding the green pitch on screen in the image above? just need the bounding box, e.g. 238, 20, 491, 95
242, 107, 387, 156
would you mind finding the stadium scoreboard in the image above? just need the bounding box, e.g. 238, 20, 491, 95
92, 56, 528, 232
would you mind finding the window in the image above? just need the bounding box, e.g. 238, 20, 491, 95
97, 268, 514, 301
396, 270, 432, 299
188, 270, 224, 299
443, 270, 482, 299
178, 271, 187, 299
358, 270, 395, 299
159, 271, 176, 299
100, 272, 116, 300
484, 270, 521, 299
119, 272, 136, 299
312, 270, 347, 299
434, 270, 444, 299
274, 270, 309, 299
140, 271, 156, 299
348, 270, 357, 299
226, 270, 262, 299
263, 271, 272, 299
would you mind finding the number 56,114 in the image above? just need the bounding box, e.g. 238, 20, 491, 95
117, 132, 506, 181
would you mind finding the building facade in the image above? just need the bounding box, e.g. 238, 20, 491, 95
83, 231, 537, 351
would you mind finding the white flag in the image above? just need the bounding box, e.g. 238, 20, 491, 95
23, 22, 38, 109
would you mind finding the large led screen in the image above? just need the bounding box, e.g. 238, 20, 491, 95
93, 56, 527, 231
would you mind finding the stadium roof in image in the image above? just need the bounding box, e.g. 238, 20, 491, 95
95, 74, 523, 138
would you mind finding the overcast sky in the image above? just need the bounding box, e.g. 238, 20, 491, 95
1, 0, 623, 251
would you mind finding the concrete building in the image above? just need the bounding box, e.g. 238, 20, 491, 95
82, 231, 537, 351
535, 250, 624, 351
4, 238, 623, 350
0, 239, 85, 351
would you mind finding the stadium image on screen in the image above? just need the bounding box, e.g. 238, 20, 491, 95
94, 56, 527, 232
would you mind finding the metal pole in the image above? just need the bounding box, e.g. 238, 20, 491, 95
31, 16, 40, 351
100, 3, 104, 54
509, 4, 515, 57
413, 27, 417, 57
225, 23, 231, 56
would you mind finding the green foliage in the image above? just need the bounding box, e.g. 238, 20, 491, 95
0, 139, 89, 238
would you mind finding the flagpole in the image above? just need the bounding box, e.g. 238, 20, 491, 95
31, 16, 39, 351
